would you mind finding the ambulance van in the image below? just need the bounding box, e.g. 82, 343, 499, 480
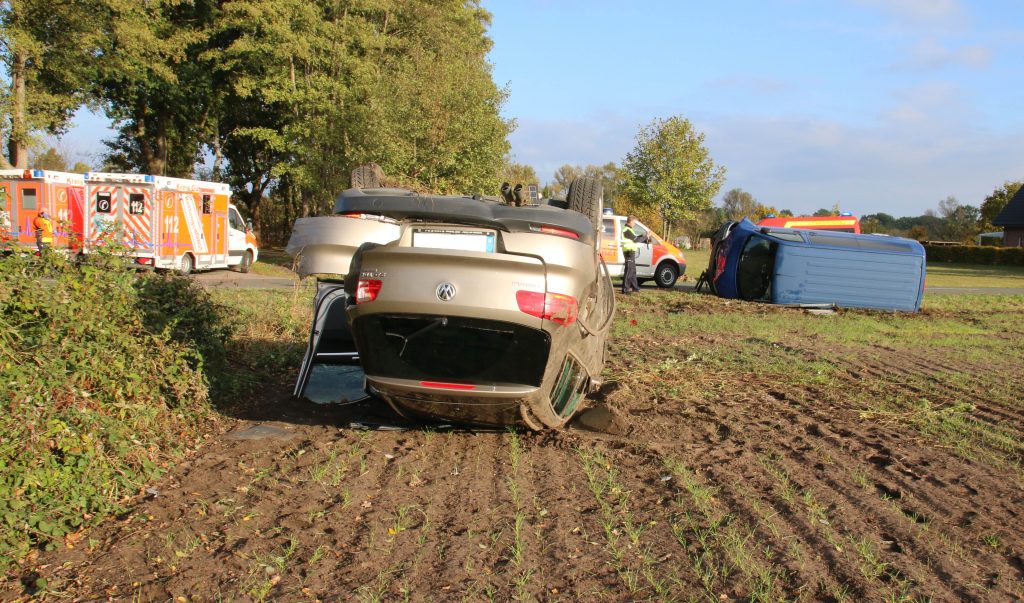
0, 169, 86, 253
599, 209, 686, 288
83, 172, 258, 274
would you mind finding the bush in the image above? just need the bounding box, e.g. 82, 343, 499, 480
923, 243, 1024, 266
0, 250, 233, 568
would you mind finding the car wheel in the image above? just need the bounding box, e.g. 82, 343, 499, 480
351, 163, 384, 189
239, 250, 254, 273
566, 176, 603, 233
178, 253, 194, 276
655, 263, 678, 288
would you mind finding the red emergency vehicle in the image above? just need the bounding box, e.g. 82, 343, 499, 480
0, 169, 86, 252
756, 213, 861, 234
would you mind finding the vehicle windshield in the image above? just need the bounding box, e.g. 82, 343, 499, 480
737, 235, 776, 301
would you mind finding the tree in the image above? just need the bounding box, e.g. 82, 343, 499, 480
550, 165, 583, 197
97, 0, 220, 176
1, 0, 103, 168
720, 188, 758, 221
499, 158, 538, 188
979, 181, 1023, 232
30, 146, 66, 170
812, 208, 834, 217
779, 209, 793, 217
621, 116, 726, 238
937, 196, 980, 242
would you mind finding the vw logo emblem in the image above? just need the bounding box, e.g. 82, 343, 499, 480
436, 282, 456, 301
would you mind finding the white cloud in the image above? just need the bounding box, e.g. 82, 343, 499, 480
894, 38, 992, 70
506, 103, 1023, 217
853, 0, 964, 25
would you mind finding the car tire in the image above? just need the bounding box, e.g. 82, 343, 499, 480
566, 176, 603, 233
238, 250, 254, 274
344, 242, 381, 298
655, 262, 678, 288
178, 253, 194, 276
351, 163, 384, 189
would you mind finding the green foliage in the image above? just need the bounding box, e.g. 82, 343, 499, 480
923, 243, 1024, 266
980, 181, 1022, 231
29, 147, 68, 171
621, 116, 726, 238
0, 0, 104, 166
0, 251, 231, 568
499, 158, 538, 189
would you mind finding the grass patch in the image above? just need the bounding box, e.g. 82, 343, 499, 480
924, 262, 1024, 288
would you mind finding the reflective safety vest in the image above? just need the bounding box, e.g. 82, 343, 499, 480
33, 215, 53, 243
621, 225, 639, 253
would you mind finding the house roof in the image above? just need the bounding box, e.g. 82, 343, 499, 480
993, 185, 1024, 227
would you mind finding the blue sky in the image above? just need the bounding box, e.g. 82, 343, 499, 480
485, 0, 1024, 216
64, 0, 1024, 217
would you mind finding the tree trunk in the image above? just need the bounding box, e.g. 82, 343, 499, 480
211, 120, 223, 181
7, 50, 28, 168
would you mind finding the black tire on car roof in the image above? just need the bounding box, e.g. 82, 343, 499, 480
566, 176, 603, 232
351, 163, 384, 189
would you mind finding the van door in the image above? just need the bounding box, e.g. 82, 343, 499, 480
632, 221, 654, 276
17, 183, 40, 249
227, 205, 247, 264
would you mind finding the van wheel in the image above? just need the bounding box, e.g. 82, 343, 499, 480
351, 163, 384, 189
238, 250, 254, 273
655, 263, 678, 288
178, 253, 194, 276
566, 176, 603, 233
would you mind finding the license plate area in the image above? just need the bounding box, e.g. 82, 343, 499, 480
412, 228, 496, 253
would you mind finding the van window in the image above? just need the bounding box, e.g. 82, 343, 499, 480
737, 236, 775, 301
601, 218, 615, 237
630, 222, 649, 240
765, 230, 804, 243
228, 208, 244, 231
202, 194, 211, 214
21, 188, 38, 210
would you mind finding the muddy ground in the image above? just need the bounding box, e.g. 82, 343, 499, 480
4, 297, 1024, 602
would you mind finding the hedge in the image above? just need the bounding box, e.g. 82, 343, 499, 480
923, 243, 1024, 266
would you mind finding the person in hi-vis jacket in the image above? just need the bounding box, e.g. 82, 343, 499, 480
620, 215, 645, 294
33, 211, 53, 251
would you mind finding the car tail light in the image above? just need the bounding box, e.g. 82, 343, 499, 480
356, 279, 382, 303
419, 381, 477, 390
532, 225, 580, 240
516, 290, 578, 325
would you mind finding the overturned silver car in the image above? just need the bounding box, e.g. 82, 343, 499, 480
287, 167, 615, 429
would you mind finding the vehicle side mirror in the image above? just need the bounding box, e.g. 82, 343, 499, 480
246, 219, 253, 232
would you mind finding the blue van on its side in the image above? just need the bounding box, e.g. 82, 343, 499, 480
706, 218, 926, 312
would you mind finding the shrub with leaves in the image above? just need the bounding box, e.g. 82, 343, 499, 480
0, 251, 232, 568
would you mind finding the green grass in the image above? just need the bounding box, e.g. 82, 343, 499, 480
925, 262, 1024, 288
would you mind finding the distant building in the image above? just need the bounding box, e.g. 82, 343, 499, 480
993, 186, 1024, 247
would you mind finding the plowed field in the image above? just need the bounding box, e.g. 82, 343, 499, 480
6, 293, 1024, 602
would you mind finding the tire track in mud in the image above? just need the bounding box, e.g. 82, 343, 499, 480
592, 368, 1024, 602
741, 386, 1024, 600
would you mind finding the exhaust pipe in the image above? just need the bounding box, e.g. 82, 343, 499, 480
500, 182, 516, 205
513, 184, 527, 206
